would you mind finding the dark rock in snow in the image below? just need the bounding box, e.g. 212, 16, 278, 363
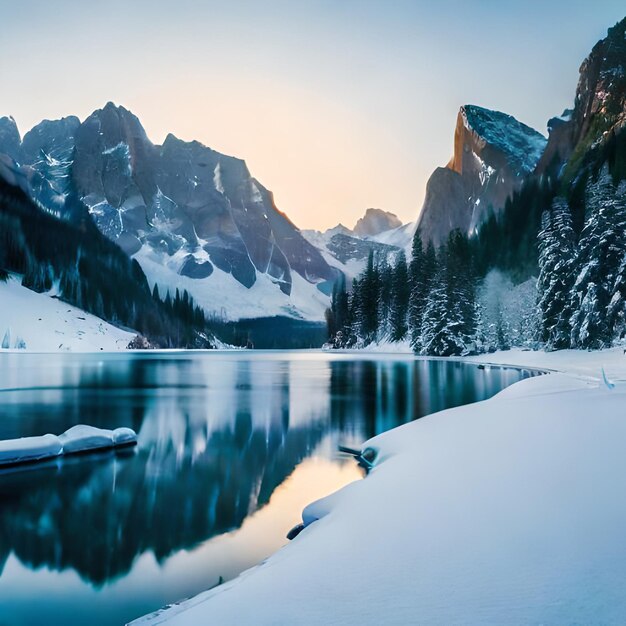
180, 255, 214, 279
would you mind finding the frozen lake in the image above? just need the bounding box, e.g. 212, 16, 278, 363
0, 351, 536, 625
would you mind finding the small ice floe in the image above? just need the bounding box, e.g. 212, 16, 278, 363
0, 425, 137, 467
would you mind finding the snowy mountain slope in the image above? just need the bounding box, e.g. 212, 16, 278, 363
301, 228, 402, 281
367, 221, 415, 255
134, 247, 331, 321
0, 169, 211, 349
0, 277, 134, 351
417, 105, 547, 246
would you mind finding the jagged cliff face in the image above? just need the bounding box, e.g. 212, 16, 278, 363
417, 105, 547, 247
0, 103, 336, 320
538, 17, 626, 178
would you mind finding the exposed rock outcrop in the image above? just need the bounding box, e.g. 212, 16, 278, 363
417, 105, 547, 246
353, 208, 402, 237
537, 17, 626, 178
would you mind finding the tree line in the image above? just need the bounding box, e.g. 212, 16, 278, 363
326, 230, 483, 356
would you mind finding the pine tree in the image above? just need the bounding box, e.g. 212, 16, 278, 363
607, 182, 626, 342
409, 238, 436, 352
390, 251, 410, 342
419, 241, 472, 356
408, 229, 424, 342
419, 261, 452, 355
377, 258, 394, 340
345, 278, 361, 346
570, 166, 621, 348
359, 250, 379, 344
333, 275, 350, 345
494, 303, 511, 351
537, 197, 576, 350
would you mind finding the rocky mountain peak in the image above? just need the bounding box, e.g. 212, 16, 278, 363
417, 105, 546, 247
0, 116, 22, 162
538, 17, 626, 176
453, 105, 547, 176
353, 208, 402, 237
21, 116, 80, 163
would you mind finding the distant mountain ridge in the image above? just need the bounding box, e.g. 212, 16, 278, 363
302, 209, 413, 280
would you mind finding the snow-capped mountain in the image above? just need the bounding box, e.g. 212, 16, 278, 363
302, 210, 413, 280
417, 105, 548, 246
0, 103, 337, 321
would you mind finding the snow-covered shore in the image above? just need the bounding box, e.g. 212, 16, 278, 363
0, 277, 134, 351
131, 347, 626, 625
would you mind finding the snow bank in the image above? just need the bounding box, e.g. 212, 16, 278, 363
468, 346, 626, 382
326, 338, 413, 354
0, 276, 135, 351
59, 424, 137, 454
0, 425, 137, 467
59, 425, 114, 454
131, 348, 626, 625
0, 434, 62, 466
113, 427, 138, 446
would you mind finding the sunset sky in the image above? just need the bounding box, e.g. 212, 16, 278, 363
2, 0, 625, 230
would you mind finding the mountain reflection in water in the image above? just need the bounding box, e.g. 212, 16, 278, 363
0, 352, 535, 625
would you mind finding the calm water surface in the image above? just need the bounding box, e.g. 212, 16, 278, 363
0, 351, 537, 626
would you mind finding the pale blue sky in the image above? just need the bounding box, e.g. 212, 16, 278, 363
2, 1, 624, 229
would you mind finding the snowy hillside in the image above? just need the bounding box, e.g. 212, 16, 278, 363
367, 221, 415, 254
0, 277, 134, 351
135, 247, 331, 322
